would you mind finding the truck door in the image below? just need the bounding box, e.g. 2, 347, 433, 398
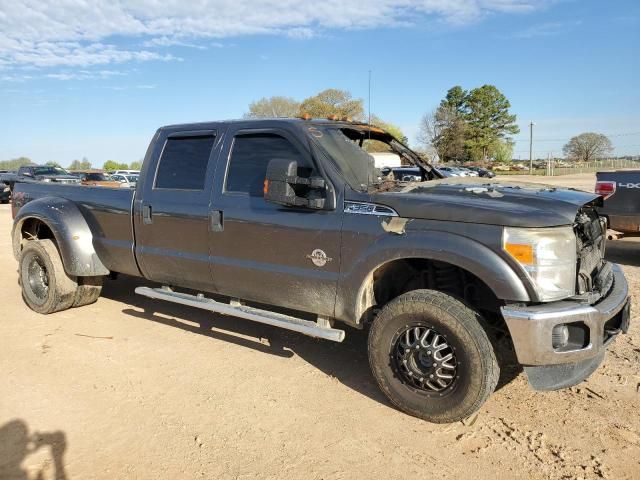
209, 125, 342, 317
134, 129, 222, 291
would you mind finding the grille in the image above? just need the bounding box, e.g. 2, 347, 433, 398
575, 209, 607, 296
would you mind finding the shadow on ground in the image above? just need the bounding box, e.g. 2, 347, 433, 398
0, 419, 68, 480
102, 275, 523, 412
605, 239, 640, 267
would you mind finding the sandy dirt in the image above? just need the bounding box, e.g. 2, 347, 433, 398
1, 172, 639, 479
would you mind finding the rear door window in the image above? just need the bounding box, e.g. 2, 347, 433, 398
155, 135, 216, 190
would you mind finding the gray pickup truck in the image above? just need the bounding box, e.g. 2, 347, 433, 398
596, 170, 640, 233
10, 119, 631, 423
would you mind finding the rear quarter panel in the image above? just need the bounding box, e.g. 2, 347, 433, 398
12, 182, 138, 275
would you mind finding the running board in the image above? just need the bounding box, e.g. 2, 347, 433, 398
135, 287, 345, 343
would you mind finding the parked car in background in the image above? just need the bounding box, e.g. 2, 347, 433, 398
383, 166, 422, 181
16, 165, 81, 185
111, 173, 138, 188
595, 170, 640, 233
0, 182, 10, 203
113, 169, 140, 176
438, 166, 466, 177
71, 170, 121, 188
457, 167, 479, 177
467, 166, 496, 178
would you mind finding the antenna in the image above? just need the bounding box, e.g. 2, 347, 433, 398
368, 70, 372, 141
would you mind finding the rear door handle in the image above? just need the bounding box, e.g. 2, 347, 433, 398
142, 204, 153, 224
210, 210, 223, 232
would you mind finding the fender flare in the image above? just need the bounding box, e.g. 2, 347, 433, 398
335, 230, 533, 325
12, 196, 109, 276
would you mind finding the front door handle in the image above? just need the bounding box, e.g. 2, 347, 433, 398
210, 210, 223, 232
142, 204, 153, 224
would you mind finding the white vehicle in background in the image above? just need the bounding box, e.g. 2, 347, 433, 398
369, 152, 402, 169
438, 166, 468, 177
113, 169, 141, 176
111, 173, 138, 188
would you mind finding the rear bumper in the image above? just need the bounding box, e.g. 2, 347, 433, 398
606, 214, 640, 233
501, 263, 630, 367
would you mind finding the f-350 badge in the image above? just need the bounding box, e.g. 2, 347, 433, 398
307, 249, 332, 267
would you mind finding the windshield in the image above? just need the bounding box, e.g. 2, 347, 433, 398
309, 125, 441, 192
126, 175, 138, 182
33, 166, 70, 176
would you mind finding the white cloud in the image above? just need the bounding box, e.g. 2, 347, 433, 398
0, 1, 548, 70
511, 19, 581, 38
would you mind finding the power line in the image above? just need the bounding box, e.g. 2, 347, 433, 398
511, 131, 640, 142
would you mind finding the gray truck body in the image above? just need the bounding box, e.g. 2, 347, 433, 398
596, 170, 640, 233
10, 118, 630, 392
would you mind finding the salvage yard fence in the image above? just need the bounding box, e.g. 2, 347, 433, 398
494, 159, 640, 176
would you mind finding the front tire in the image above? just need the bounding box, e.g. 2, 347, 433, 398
19, 239, 78, 314
368, 289, 499, 423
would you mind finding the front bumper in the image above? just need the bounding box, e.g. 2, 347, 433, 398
501, 263, 630, 367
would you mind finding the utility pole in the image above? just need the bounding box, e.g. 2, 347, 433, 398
529, 122, 535, 174
368, 70, 372, 141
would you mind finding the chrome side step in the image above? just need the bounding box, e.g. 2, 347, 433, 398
135, 287, 345, 342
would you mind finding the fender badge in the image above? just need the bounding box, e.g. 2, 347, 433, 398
307, 249, 333, 267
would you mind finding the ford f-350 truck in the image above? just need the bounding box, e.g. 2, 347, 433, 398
10, 119, 631, 423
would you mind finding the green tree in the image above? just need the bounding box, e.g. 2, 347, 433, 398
45, 161, 62, 167
490, 139, 514, 163
244, 96, 301, 118
103, 160, 128, 171
463, 85, 519, 161
562, 132, 613, 162
68, 157, 91, 170
129, 160, 142, 170
0, 156, 33, 170
299, 89, 364, 120
364, 114, 409, 152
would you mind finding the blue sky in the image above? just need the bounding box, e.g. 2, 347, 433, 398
1, 0, 639, 166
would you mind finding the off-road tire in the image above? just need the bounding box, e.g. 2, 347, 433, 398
19, 239, 78, 314
72, 276, 103, 307
368, 289, 499, 423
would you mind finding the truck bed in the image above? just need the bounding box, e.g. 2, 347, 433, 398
12, 181, 138, 275
596, 170, 640, 233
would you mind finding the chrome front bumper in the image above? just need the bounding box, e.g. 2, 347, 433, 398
501, 263, 630, 366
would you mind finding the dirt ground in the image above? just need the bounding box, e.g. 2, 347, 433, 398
1, 172, 639, 480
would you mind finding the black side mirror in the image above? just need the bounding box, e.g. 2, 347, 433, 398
264, 159, 326, 209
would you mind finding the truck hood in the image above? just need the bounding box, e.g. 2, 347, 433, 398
371, 178, 601, 227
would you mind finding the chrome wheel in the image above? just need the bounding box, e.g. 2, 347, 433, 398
393, 325, 458, 393
27, 255, 49, 303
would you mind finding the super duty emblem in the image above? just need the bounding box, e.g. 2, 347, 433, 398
307, 249, 333, 267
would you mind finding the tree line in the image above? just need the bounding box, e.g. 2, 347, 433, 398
2, 86, 617, 170
0, 156, 142, 171
245, 88, 408, 150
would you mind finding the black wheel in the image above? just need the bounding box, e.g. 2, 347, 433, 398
72, 276, 104, 307
368, 289, 499, 423
19, 239, 78, 314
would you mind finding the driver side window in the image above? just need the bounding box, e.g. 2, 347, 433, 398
226, 133, 311, 197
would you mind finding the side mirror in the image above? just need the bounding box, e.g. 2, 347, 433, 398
264, 158, 326, 209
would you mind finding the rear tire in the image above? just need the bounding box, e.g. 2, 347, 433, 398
368, 289, 499, 423
72, 276, 103, 307
19, 239, 78, 314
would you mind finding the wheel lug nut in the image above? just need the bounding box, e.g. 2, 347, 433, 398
429, 374, 434, 378
427, 351, 431, 355
433, 363, 437, 367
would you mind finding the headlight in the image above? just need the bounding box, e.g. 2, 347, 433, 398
3, 186, 9, 192
503, 226, 576, 301
42, 178, 51, 182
